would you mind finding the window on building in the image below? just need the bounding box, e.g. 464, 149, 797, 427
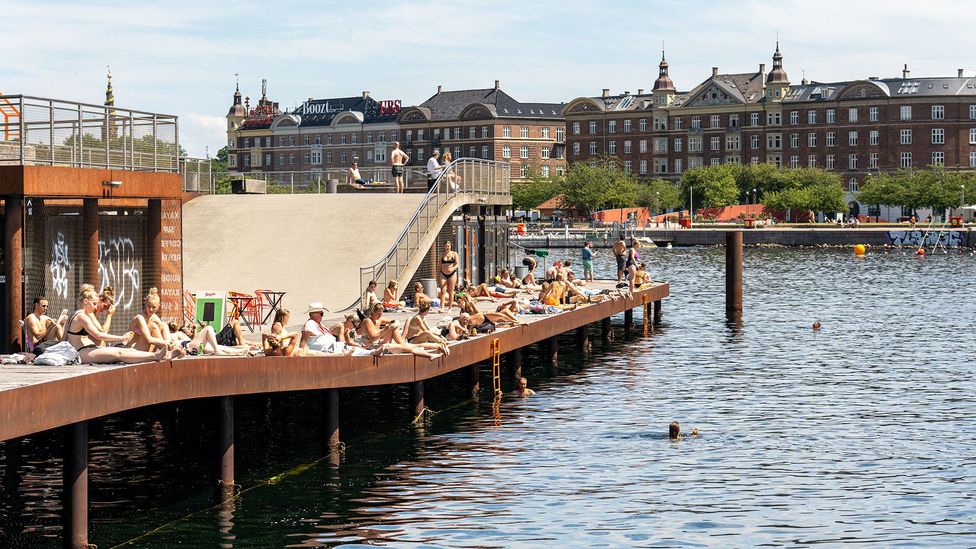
481, 145, 489, 158
689, 137, 702, 152
900, 152, 912, 168
826, 109, 836, 124
691, 116, 701, 129
674, 158, 683, 173
542, 127, 550, 139
900, 129, 912, 145
351, 133, 358, 144
639, 118, 648, 132
304, 153, 310, 164
970, 105, 976, 120
848, 108, 858, 123
750, 157, 759, 165
932, 128, 945, 144
932, 105, 944, 120
869, 107, 879, 122
607, 121, 616, 134
808, 155, 817, 167
690, 158, 703, 169
416, 148, 423, 160
870, 130, 879, 146
750, 134, 759, 149
767, 112, 782, 125
520, 146, 529, 159
789, 155, 799, 168
481, 127, 488, 138
727, 135, 740, 150
623, 120, 632, 133
624, 160, 632, 174
290, 154, 296, 165
572, 142, 580, 155
640, 139, 648, 153
849, 131, 858, 146
849, 177, 859, 192
340, 134, 347, 144
655, 138, 668, 153
826, 154, 835, 169
849, 154, 858, 170
710, 115, 720, 128
542, 147, 550, 159
367, 132, 374, 143
710, 158, 720, 166
520, 126, 529, 138
710, 136, 721, 151
390, 130, 398, 142
556, 127, 565, 141
366, 150, 374, 162
243, 137, 250, 148
228, 154, 237, 167
900, 105, 912, 120
656, 159, 669, 173
790, 111, 799, 125
969, 128, 976, 144
808, 133, 818, 147
503, 126, 511, 138
869, 152, 878, 169
767, 134, 782, 149
265, 153, 272, 165
971, 151, 976, 168
453, 128, 461, 140
639, 160, 648, 175
589, 121, 597, 134
673, 117, 682, 130
520, 165, 528, 178
790, 133, 799, 148
808, 110, 818, 124
541, 165, 550, 176
573, 122, 581, 135
826, 132, 836, 147
502, 145, 511, 159
623, 141, 632, 154
243, 155, 250, 167
728, 114, 738, 128
326, 152, 333, 163
608, 141, 617, 155
589, 141, 597, 155
279, 136, 285, 146
932, 151, 945, 166
654, 116, 667, 131
376, 147, 388, 163
751, 112, 760, 126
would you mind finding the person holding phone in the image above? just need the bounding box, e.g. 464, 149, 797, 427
24, 296, 67, 349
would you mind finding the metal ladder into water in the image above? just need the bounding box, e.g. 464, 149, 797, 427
918, 219, 949, 254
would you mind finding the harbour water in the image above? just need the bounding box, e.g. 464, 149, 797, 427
1, 247, 974, 547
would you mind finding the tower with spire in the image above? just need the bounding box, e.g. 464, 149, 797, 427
226, 75, 246, 148
652, 49, 677, 107
104, 67, 118, 140
765, 41, 791, 100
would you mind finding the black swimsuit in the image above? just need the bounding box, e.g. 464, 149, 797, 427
66, 314, 98, 351
440, 255, 458, 279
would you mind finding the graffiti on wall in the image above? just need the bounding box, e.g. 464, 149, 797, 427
887, 230, 962, 248
49, 232, 71, 299
98, 237, 140, 310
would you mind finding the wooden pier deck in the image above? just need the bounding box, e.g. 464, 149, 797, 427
0, 280, 669, 442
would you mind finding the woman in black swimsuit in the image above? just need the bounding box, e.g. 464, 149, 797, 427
64, 284, 167, 364
438, 241, 460, 312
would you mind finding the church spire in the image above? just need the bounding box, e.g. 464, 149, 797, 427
766, 40, 790, 85
653, 49, 675, 91
104, 66, 115, 108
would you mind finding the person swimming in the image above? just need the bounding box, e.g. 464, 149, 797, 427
669, 421, 699, 440
514, 377, 535, 397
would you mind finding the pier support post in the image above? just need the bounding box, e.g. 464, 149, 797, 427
653, 300, 663, 325
325, 389, 339, 452
575, 326, 589, 351
726, 231, 743, 320
216, 396, 234, 498
624, 308, 634, 334
506, 349, 522, 379
465, 364, 480, 399
601, 317, 612, 342
410, 381, 425, 420
543, 336, 558, 367
63, 421, 89, 549
4, 196, 23, 352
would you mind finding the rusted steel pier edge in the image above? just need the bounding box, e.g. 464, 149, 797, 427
0, 283, 669, 442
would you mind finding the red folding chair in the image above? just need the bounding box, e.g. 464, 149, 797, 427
182, 290, 196, 327
229, 291, 260, 327
254, 289, 270, 324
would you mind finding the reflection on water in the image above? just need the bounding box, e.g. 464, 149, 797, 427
2, 247, 975, 547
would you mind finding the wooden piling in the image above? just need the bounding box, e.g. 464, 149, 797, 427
62, 421, 88, 549
216, 397, 234, 498
601, 317, 612, 342
410, 381, 425, 420
465, 364, 480, 399
325, 389, 339, 451
726, 231, 743, 318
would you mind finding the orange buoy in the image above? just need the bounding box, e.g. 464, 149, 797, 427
916, 248, 925, 256
854, 244, 866, 256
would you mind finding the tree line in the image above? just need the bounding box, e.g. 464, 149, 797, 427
855, 168, 973, 213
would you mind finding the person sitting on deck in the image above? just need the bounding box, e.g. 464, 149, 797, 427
458, 307, 523, 332
361, 280, 380, 311
25, 296, 67, 350
263, 309, 301, 357
127, 288, 186, 358
437, 316, 468, 341
357, 303, 448, 359
213, 317, 261, 353
90, 286, 118, 338
537, 281, 578, 311
63, 284, 168, 364
302, 302, 344, 353
168, 321, 244, 356
634, 263, 652, 287
496, 269, 522, 289
402, 301, 450, 349
522, 256, 539, 286
347, 161, 369, 185
382, 281, 406, 309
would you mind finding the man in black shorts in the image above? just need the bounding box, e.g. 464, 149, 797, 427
612, 235, 627, 283
390, 141, 410, 193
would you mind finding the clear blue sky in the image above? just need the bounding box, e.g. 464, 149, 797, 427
6, 0, 972, 157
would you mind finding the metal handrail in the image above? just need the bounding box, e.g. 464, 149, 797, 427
353, 157, 510, 309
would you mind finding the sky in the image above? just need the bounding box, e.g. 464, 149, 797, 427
6, 0, 974, 157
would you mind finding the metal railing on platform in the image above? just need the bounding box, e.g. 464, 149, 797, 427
181, 157, 212, 192
356, 158, 511, 308
219, 166, 431, 193
0, 95, 179, 172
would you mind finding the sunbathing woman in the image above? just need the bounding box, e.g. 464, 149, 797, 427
383, 280, 406, 309
127, 288, 185, 357
358, 304, 448, 358
402, 301, 450, 351
64, 284, 168, 364
496, 269, 522, 289
263, 309, 301, 356
168, 321, 240, 355
538, 282, 577, 311
459, 307, 522, 331
455, 292, 481, 315
90, 286, 117, 338
464, 279, 518, 301
438, 242, 460, 311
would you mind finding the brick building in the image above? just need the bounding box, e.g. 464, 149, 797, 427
564, 45, 976, 216
397, 81, 566, 180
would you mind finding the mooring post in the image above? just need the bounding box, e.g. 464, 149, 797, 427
410, 381, 425, 420
726, 231, 743, 319
325, 389, 339, 452
575, 325, 589, 350
506, 349, 523, 379
601, 317, 612, 342
653, 300, 663, 325
465, 364, 480, 399
216, 396, 234, 498
624, 308, 634, 334
63, 421, 89, 549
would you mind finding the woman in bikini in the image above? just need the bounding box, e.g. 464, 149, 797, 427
458, 309, 522, 334
358, 303, 448, 358
438, 242, 460, 311
626, 239, 642, 291
263, 309, 301, 356
402, 301, 450, 348
64, 284, 168, 364
128, 288, 185, 357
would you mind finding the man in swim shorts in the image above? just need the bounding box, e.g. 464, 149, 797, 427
612, 235, 627, 283
390, 141, 410, 193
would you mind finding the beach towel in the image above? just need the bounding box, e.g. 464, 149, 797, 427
33, 341, 81, 366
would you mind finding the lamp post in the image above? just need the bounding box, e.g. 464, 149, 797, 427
752, 188, 757, 205
689, 185, 693, 225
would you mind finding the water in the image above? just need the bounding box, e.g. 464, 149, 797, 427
2, 247, 975, 547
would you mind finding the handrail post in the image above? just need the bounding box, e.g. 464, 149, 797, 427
48, 99, 54, 165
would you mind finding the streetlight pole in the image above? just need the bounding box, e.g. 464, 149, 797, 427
753, 188, 757, 205
689, 185, 693, 226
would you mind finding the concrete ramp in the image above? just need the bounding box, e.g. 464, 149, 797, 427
183, 194, 423, 313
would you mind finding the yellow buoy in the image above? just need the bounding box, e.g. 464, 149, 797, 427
854, 244, 866, 256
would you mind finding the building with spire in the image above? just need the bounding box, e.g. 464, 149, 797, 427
563, 43, 976, 219
103, 67, 118, 140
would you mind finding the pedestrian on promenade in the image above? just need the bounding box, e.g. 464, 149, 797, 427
390, 142, 410, 193
581, 241, 594, 282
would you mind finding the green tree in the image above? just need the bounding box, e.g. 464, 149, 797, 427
679, 164, 740, 208
636, 178, 682, 213
511, 167, 563, 211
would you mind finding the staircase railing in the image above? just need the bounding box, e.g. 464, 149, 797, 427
354, 158, 511, 309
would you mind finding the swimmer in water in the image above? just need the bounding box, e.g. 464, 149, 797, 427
514, 377, 535, 397
812, 321, 822, 331
669, 421, 699, 440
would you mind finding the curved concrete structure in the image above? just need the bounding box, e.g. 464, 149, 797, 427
182, 194, 423, 312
